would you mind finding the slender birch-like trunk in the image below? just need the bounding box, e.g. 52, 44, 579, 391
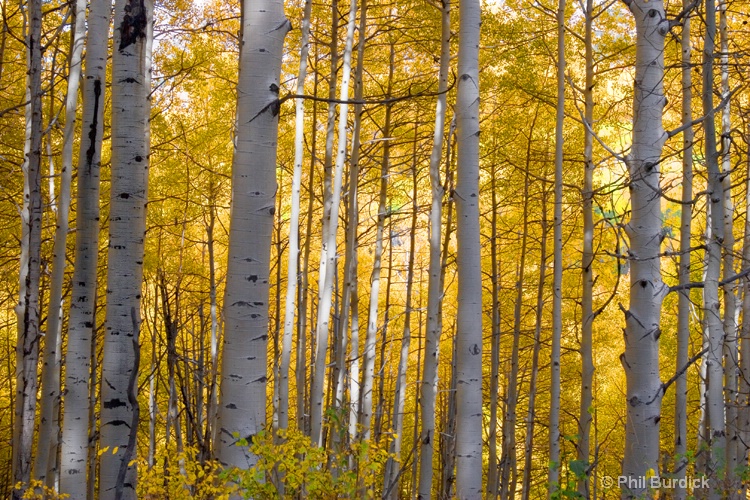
673, 3, 693, 497
13, 0, 42, 493
98, 0, 153, 495
277, 0, 312, 432
383, 126, 419, 498
36, 0, 85, 485
701, 0, 726, 492
215, 0, 290, 474
523, 190, 549, 500
620, 0, 668, 493
501, 118, 537, 500
577, 0, 595, 496
418, 3, 450, 496
548, 0, 565, 491
454, 0, 483, 495
739, 137, 750, 498
718, 1, 738, 487
310, 0, 357, 446
336, 0, 367, 445
487, 162, 500, 500
361, 28, 392, 444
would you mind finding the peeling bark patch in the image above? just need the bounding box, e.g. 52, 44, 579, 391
118, 0, 148, 51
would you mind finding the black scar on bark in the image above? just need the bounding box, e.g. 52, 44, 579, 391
118, 0, 148, 51
84, 80, 102, 173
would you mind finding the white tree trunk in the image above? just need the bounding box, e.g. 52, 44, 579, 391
215, 0, 290, 473
12, 0, 42, 499
701, 0, 726, 491
36, 0, 85, 485
336, 0, 367, 446
454, 0, 483, 496
718, 1, 739, 486
738, 143, 750, 498
277, 0, 312, 433
620, 0, 668, 494
418, 3, 450, 496
673, 2, 693, 497
361, 31, 393, 446
548, 0, 565, 492
98, 0, 152, 496
384, 131, 419, 498
13, 0, 43, 494
577, 0, 594, 495
310, 0, 358, 446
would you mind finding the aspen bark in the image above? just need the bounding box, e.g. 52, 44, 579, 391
548, 0, 565, 490
577, 0, 595, 495
277, 0, 312, 433
673, 2, 693, 497
620, 0, 668, 494
98, 0, 153, 495
701, 0, 726, 492
36, 0, 85, 485
310, 0, 357, 446
383, 125, 419, 498
718, 1, 738, 487
418, 2, 450, 496
523, 190, 548, 500
454, 0, 483, 495
215, 0, 290, 473
335, 0, 367, 446
13, 0, 43, 493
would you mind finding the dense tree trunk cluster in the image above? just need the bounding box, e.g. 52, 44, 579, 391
2, 0, 750, 498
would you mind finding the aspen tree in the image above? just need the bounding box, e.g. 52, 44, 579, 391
548, 0, 565, 488
418, 2, 450, 495
739, 141, 750, 498
501, 109, 539, 500
673, 2, 693, 497
361, 35, 394, 444
702, 0, 728, 491
383, 123, 419, 498
336, 0, 367, 446
577, 0, 595, 495
454, 0, 483, 495
523, 189, 549, 500
98, 0, 153, 494
35, 0, 85, 485
278, 0, 312, 432
311, 0, 357, 446
12, 0, 43, 493
620, 0, 669, 493
215, 0, 290, 473
488, 161, 500, 499
718, 0, 739, 485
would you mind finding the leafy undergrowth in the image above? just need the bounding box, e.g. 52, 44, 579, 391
138, 427, 392, 499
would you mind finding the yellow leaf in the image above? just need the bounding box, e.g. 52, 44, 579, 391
112, 446, 119, 455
